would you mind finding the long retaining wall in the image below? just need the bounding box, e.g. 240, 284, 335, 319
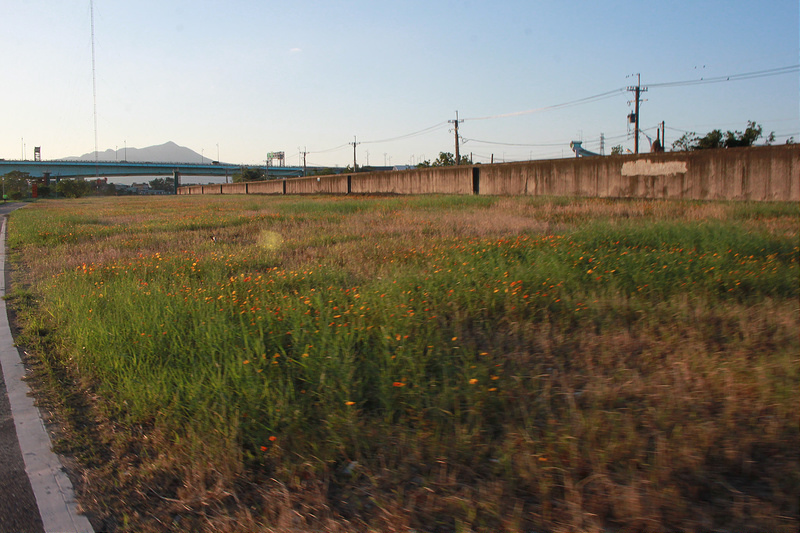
178, 145, 799, 202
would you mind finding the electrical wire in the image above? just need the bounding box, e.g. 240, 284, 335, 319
361, 121, 450, 144
307, 121, 449, 155
647, 65, 799, 88
307, 64, 798, 162
463, 88, 626, 121
461, 138, 568, 147
307, 143, 350, 155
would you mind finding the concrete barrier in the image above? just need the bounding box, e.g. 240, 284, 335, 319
285, 175, 350, 194
221, 183, 247, 195
246, 180, 285, 194
177, 145, 799, 202
350, 167, 474, 194
179, 185, 203, 195
477, 145, 798, 201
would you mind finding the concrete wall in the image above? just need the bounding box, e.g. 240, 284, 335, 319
477, 145, 798, 201
179, 185, 204, 195
247, 181, 285, 195
285, 175, 350, 194
221, 183, 247, 195
177, 145, 798, 202
350, 166, 474, 194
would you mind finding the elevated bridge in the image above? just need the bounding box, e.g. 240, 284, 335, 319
0, 160, 305, 181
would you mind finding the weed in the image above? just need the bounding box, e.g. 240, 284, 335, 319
7, 195, 799, 532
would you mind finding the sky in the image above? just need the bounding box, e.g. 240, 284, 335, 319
2, 0, 798, 168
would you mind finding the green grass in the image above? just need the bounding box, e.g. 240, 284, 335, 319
8, 195, 799, 532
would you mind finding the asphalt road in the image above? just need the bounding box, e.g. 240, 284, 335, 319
0, 202, 45, 532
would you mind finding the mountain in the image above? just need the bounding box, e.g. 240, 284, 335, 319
65, 142, 208, 163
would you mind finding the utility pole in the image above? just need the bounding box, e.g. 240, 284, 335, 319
350, 136, 360, 172
627, 74, 648, 154
448, 111, 464, 164
300, 147, 307, 176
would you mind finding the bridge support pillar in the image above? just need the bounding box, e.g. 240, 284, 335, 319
173, 171, 181, 194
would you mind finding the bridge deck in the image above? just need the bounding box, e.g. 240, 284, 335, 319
0, 160, 304, 179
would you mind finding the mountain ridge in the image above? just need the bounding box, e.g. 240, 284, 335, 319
65, 141, 210, 163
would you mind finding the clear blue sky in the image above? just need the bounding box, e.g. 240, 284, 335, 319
2, 0, 798, 167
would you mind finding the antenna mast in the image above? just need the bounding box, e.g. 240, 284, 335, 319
90, 0, 99, 175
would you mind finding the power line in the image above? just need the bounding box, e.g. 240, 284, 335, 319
462, 138, 567, 147
305, 64, 798, 165
648, 65, 799, 88
307, 143, 350, 155
360, 121, 449, 144
463, 88, 626, 121
307, 121, 448, 156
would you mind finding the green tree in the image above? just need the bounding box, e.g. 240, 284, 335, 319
697, 129, 724, 150
56, 179, 92, 198
2, 170, 31, 200
671, 121, 774, 151
723, 121, 774, 147
417, 152, 471, 168
149, 177, 174, 192
233, 168, 267, 183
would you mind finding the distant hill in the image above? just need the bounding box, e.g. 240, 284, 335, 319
65, 141, 208, 163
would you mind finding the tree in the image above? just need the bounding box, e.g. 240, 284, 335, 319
610, 145, 624, 155
56, 179, 92, 198
149, 177, 174, 192
417, 152, 471, 168
233, 168, 266, 183
3, 171, 31, 200
722, 121, 774, 147
671, 121, 774, 151
697, 129, 724, 150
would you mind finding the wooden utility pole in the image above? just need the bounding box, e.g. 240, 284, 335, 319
448, 111, 463, 164
350, 136, 360, 172
627, 74, 648, 154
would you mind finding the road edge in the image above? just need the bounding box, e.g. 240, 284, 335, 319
0, 214, 94, 533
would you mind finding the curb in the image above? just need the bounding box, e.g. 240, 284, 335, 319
0, 216, 94, 533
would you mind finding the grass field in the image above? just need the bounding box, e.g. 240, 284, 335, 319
6, 195, 799, 532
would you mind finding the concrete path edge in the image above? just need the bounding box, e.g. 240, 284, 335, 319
0, 215, 94, 533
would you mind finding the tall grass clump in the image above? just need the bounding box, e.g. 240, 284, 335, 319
7, 195, 799, 532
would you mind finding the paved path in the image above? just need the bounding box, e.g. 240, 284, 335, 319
0, 204, 94, 533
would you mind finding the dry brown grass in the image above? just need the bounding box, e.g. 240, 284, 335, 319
7, 195, 798, 532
